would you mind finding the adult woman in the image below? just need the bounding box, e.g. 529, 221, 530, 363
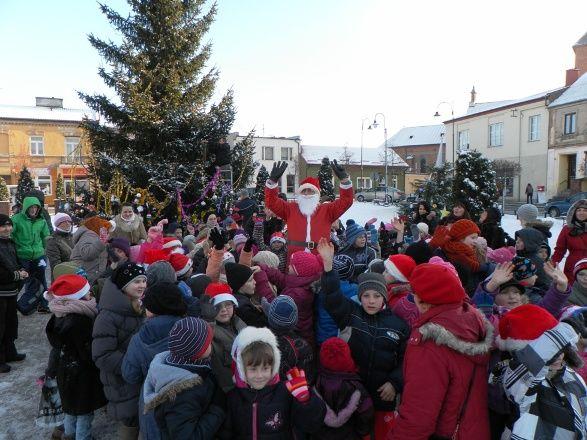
109, 204, 147, 246
411, 201, 438, 234
478, 207, 508, 250
552, 199, 587, 284
70, 216, 111, 284
444, 200, 471, 223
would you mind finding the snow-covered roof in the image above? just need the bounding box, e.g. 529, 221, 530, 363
302, 145, 408, 167
548, 73, 587, 108
386, 124, 445, 147
0, 104, 94, 123
463, 91, 551, 118
575, 31, 587, 47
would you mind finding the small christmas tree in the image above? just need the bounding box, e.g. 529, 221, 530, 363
318, 157, 335, 200
422, 162, 453, 209
254, 165, 270, 206
231, 132, 257, 192
0, 176, 9, 202
16, 166, 35, 204
56, 173, 66, 200
452, 150, 498, 218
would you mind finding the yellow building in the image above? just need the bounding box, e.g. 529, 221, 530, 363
0, 97, 92, 206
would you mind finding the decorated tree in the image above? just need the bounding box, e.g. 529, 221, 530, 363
16, 166, 35, 204
56, 173, 66, 200
318, 157, 335, 200
422, 162, 453, 209
0, 176, 9, 202
253, 165, 269, 206
230, 133, 257, 192
452, 150, 498, 217
79, 0, 239, 219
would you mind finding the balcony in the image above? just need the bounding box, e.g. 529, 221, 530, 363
61, 155, 88, 165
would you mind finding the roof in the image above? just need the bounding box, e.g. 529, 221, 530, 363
301, 145, 408, 167
386, 124, 445, 147
0, 104, 94, 123
575, 31, 587, 47
548, 73, 587, 108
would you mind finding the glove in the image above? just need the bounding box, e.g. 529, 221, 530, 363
330, 159, 348, 180
285, 367, 310, 403
209, 227, 225, 250
244, 237, 256, 253
269, 161, 288, 182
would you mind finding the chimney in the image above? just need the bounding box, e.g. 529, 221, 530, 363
566, 68, 581, 86
469, 86, 476, 108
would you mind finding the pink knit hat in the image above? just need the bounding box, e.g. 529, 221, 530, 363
487, 246, 516, 264
428, 256, 459, 279
290, 251, 323, 277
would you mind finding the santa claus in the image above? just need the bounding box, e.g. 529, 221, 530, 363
265, 160, 353, 258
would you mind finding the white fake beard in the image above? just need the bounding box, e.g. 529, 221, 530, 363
297, 193, 320, 216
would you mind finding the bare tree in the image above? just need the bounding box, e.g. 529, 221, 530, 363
339, 146, 354, 165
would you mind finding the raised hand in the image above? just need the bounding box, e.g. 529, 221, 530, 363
285, 368, 310, 403
243, 237, 256, 253
317, 237, 335, 271
270, 161, 288, 182
330, 159, 349, 180
391, 217, 404, 231
209, 227, 226, 251
544, 261, 568, 292
486, 262, 514, 292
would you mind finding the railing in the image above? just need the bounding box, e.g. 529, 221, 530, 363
61, 155, 88, 165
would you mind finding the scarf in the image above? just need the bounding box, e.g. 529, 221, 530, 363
441, 239, 480, 272
47, 296, 98, 318
569, 281, 587, 306
570, 220, 587, 237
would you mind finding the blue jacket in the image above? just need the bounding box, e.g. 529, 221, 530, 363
316, 279, 358, 344
122, 315, 181, 440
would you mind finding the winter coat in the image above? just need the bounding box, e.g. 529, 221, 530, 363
24, 189, 53, 233
316, 279, 358, 344
314, 368, 374, 440
265, 181, 353, 259
553, 200, 587, 284
322, 269, 409, 411
525, 219, 553, 241
143, 352, 225, 440
210, 317, 247, 393
10, 196, 50, 260
0, 237, 23, 297
338, 244, 376, 282
122, 315, 182, 440
110, 214, 147, 245
391, 302, 492, 440
45, 231, 73, 279
70, 226, 107, 284
223, 381, 326, 439
479, 221, 508, 250
273, 329, 316, 384
46, 313, 107, 415
516, 228, 550, 290
234, 292, 268, 327
92, 278, 144, 421
234, 197, 259, 229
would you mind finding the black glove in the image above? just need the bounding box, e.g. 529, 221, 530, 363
330, 159, 348, 180
270, 161, 288, 182
244, 237, 256, 253
209, 227, 225, 250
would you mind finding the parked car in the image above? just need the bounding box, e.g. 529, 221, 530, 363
544, 191, 587, 217
355, 186, 405, 203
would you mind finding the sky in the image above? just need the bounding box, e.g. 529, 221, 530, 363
1, 0, 586, 149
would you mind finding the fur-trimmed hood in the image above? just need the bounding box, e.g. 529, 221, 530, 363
143, 351, 203, 413
231, 326, 281, 387
566, 199, 587, 226
524, 219, 553, 239
114, 213, 144, 233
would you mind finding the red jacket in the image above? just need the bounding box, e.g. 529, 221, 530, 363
391, 302, 492, 440
264, 181, 354, 259
552, 225, 587, 284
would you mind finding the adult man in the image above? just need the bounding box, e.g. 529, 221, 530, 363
234, 189, 258, 233
265, 160, 353, 258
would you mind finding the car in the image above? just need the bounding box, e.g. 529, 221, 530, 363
355, 186, 405, 203
544, 191, 587, 218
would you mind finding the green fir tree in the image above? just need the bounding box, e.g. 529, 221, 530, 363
422, 162, 453, 209
231, 132, 258, 192
452, 150, 498, 218
318, 157, 335, 200
56, 174, 66, 200
0, 176, 9, 202
16, 166, 35, 205
254, 165, 269, 206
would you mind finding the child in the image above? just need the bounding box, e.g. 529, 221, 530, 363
222, 326, 326, 438
225, 262, 267, 327
167, 253, 201, 316
315, 337, 374, 439
383, 254, 416, 307
571, 258, 587, 306
339, 220, 376, 281
45, 212, 74, 280
143, 317, 225, 438
45, 275, 107, 440
515, 227, 550, 290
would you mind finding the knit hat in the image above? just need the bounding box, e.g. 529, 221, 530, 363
143, 249, 170, 266
497, 280, 526, 296
112, 262, 146, 291
333, 254, 355, 280
384, 254, 416, 282
367, 259, 385, 274
290, 251, 323, 277
162, 237, 183, 253
232, 234, 247, 249
409, 263, 465, 305
345, 219, 366, 245
448, 219, 480, 241
109, 237, 131, 258
168, 253, 193, 277
146, 261, 177, 285
205, 282, 238, 307
187, 274, 212, 298
52, 212, 72, 229
539, 241, 552, 259
83, 216, 112, 235
319, 337, 357, 373
487, 246, 516, 264
357, 272, 387, 300
428, 256, 460, 279
0, 214, 12, 227
231, 326, 281, 380
225, 263, 253, 293
222, 252, 236, 266
297, 177, 320, 194
404, 240, 433, 265
511, 256, 537, 281
266, 295, 298, 331
496, 304, 558, 352
252, 251, 280, 269
517, 204, 539, 223
53, 262, 87, 280
142, 282, 187, 316
574, 258, 587, 277
44, 274, 90, 301
167, 317, 213, 365
416, 222, 429, 237
270, 232, 286, 245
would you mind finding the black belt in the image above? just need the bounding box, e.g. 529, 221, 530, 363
287, 240, 316, 250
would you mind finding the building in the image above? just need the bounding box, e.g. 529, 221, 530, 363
299, 145, 408, 191
0, 97, 92, 205
387, 124, 445, 173
547, 33, 587, 197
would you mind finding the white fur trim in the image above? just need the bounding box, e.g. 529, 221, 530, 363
175, 259, 193, 277
170, 248, 184, 255
297, 182, 320, 194
212, 293, 238, 307
495, 336, 533, 352
44, 282, 90, 301
419, 316, 494, 356
266, 180, 279, 189
339, 181, 353, 190
384, 260, 408, 282
231, 327, 281, 380
163, 239, 182, 250
270, 236, 286, 245
305, 215, 311, 243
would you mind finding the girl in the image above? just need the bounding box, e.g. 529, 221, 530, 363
570, 258, 587, 306
45, 213, 74, 280
552, 199, 587, 284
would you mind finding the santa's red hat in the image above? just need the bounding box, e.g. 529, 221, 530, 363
496, 304, 558, 352
143, 249, 169, 266
162, 237, 183, 252
270, 232, 286, 245
44, 274, 90, 301
168, 253, 193, 277
297, 177, 320, 194
205, 282, 238, 307
384, 254, 416, 282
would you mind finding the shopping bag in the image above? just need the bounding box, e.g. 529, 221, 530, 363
35, 375, 64, 428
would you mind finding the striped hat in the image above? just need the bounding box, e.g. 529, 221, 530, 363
267, 295, 298, 331
205, 282, 238, 307
167, 317, 213, 365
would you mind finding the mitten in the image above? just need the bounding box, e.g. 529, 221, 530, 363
285, 367, 310, 403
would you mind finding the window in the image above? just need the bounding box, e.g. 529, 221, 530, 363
30, 136, 44, 156
281, 147, 293, 161
457, 130, 469, 150
489, 123, 503, 147
528, 115, 541, 141
564, 113, 577, 135
357, 177, 372, 189
64, 179, 89, 199
419, 158, 427, 173
65, 137, 81, 162
36, 175, 52, 195
263, 146, 274, 160
286, 174, 295, 193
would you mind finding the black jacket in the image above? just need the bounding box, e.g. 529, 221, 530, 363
479, 221, 508, 250
273, 329, 316, 385
516, 228, 550, 290
234, 292, 268, 327
0, 237, 22, 297
322, 270, 409, 411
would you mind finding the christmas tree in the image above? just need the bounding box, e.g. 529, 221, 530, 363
422, 162, 453, 209
452, 150, 498, 218
231, 132, 257, 192
56, 174, 66, 200
0, 176, 9, 202
254, 165, 269, 206
16, 166, 35, 205
79, 0, 239, 219
318, 157, 335, 200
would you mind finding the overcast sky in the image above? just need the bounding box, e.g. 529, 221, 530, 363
1, 0, 586, 148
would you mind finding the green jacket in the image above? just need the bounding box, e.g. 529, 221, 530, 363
11, 196, 50, 260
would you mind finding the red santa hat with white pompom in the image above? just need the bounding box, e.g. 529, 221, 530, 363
297, 177, 320, 194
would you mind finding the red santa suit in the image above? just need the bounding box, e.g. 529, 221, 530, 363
265, 177, 354, 259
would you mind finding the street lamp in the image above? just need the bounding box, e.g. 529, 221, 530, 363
360, 118, 370, 189
434, 101, 455, 169
368, 113, 388, 201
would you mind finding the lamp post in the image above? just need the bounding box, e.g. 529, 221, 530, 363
368, 113, 388, 201
360, 118, 370, 189
434, 101, 455, 170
